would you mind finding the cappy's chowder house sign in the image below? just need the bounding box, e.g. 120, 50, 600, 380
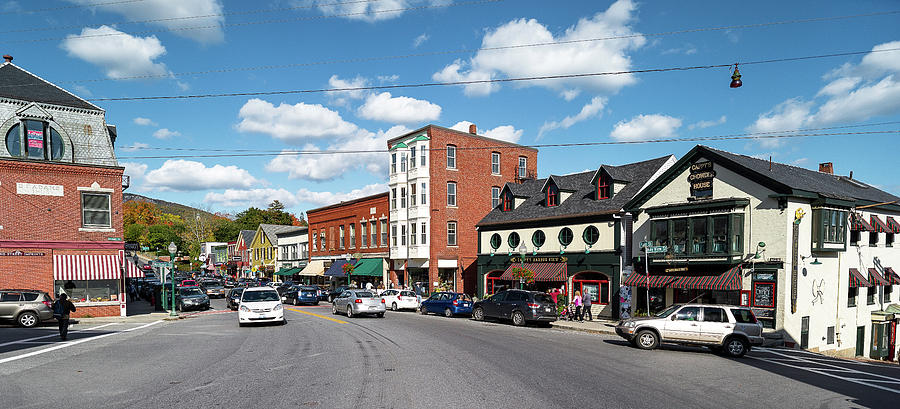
688, 161, 715, 198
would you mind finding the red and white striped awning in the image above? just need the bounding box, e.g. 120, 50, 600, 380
53, 254, 121, 281
124, 260, 144, 278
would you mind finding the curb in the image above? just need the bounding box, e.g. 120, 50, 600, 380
551, 322, 618, 336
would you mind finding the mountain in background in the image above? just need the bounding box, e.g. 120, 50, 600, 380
124, 193, 218, 220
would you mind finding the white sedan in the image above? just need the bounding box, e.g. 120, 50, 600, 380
380, 289, 420, 311
238, 287, 285, 326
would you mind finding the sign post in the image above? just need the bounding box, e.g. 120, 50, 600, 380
640, 244, 668, 315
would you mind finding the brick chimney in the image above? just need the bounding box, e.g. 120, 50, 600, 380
2, 55, 12, 63
468, 123, 477, 135
818, 162, 833, 174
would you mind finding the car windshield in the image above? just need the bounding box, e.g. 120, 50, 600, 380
180, 288, 203, 296
533, 293, 554, 304
654, 304, 680, 318
355, 291, 375, 298
243, 290, 279, 302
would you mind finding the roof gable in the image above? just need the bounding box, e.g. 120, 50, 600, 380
0, 63, 101, 111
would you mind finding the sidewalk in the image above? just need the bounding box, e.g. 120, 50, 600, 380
551, 318, 618, 335
74, 300, 176, 325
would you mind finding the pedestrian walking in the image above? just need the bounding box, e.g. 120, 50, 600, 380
548, 288, 559, 305
53, 293, 76, 341
582, 290, 593, 321
573, 291, 583, 322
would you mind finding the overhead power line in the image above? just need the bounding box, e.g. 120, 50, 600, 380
84, 47, 900, 103
111, 130, 900, 160
0, 0, 149, 15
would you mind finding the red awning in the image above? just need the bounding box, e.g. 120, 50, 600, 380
851, 213, 874, 232
499, 263, 567, 282
868, 268, 890, 286
622, 273, 677, 288
887, 217, 900, 234
885, 267, 900, 285
125, 260, 144, 278
870, 215, 889, 233
54, 254, 121, 281
849, 268, 872, 287
623, 266, 742, 290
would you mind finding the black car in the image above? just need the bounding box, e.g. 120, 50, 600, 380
176, 287, 210, 311
200, 280, 226, 298
275, 282, 295, 297
226, 287, 244, 310
327, 285, 351, 302
284, 286, 320, 306
472, 289, 558, 326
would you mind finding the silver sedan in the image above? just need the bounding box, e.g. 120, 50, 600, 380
332, 289, 385, 318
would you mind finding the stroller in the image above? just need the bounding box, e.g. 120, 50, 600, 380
559, 303, 577, 321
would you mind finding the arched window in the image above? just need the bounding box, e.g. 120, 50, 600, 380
583, 225, 600, 245
5, 120, 65, 161
490, 233, 502, 250
507, 232, 520, 248
532, 230, 546, 248
546, 183, 559, 207
558, 227, 573, 246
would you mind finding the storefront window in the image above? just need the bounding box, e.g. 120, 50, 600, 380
652, 220, 668, 247
712, 215, 728, 253
848, 286, 857, 307
691, 218, 707, 254
671, 219, 687, 254
55, 280, 120, 303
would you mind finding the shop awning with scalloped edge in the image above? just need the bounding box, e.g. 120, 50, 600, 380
622, 265, 742, 290
868, 268, 890, 286
870, 215, 889, 233
851, 213, 874, 232
887, 217, 900, 234
622, 273, 677, 288
499, 263, 567, 282
849, 268, 872, 287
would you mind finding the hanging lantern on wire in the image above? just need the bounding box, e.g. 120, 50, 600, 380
730, 64, 743, 88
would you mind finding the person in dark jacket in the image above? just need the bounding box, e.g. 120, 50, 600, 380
54, 293, 77, 340
582, 289, 593, 321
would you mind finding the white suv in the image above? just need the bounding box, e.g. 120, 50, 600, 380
615, 304, 763, 358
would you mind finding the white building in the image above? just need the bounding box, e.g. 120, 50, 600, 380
624, 145, 900, 360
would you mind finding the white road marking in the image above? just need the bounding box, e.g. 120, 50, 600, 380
0, 321, 162, 364
0, 323, 117, 348
751, 349, 900, 395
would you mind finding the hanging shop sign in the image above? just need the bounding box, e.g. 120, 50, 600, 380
688, 161, 716, 198
509, 256, 568, 263
0, 251, 46, 256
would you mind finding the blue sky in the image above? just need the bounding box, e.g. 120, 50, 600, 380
3, 0, 899, 214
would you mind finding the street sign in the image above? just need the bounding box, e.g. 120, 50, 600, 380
639, 241, 652, 249
645, 245, 668, 253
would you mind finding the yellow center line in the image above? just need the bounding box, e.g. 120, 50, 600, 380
285, 307, 347, 324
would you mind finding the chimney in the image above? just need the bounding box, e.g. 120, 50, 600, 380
468, 123, 477, 135
849, 170, 853, 180
818, 162, 833, 174
2, 55, 12, 63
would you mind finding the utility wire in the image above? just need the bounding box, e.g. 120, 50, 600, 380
109, 130, 900, 160
0, 0, 149, 15
83, 47, 900, 103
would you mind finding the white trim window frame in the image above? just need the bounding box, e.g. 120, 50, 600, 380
447, 221, 457, 246
491, 152, 500, 175
80, 191, 112, 231
447, 182, 457, 207
518, 156, 527, 178
446, 145, 457, 169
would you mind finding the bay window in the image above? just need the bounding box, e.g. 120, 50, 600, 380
649, 213, 744, 256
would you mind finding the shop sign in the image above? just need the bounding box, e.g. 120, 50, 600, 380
688, 161, 715, 198
509, 256, 568, 263
752, 308, 775, 319
16, 182, 63, 197
665, 267, 688, 273
0, 251, 46, 256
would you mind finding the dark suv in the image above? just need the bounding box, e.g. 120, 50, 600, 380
472, 289, 558, 326
0, 289, 54, 327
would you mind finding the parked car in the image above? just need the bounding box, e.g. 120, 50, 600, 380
615, 304, 764, 358
472, 289, 557, 326
238, 287, 285, 326
0, 289, 54, 328
180, 279, 198, 287
176, 287, 210, 311
327, 285, 351, 302
284, 286, 320, 306
226, 287, 244, 310
419, 292, 473, 317
380, 289, 419, 311
312, 285, 329, 301
201, 281, 226, 298
332, 289, 385, 318
224, 279, 236, 288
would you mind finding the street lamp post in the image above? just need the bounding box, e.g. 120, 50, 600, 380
168, 242, 178, 317
518, 243, 527, 290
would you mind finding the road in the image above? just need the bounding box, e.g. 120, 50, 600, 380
1, 298, 897, 409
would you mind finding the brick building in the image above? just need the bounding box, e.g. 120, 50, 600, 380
0, 56, 128, 318
387, 124, 537, 295
306, 192, 389, 287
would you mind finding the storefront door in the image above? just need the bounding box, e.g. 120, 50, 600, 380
856, 326, 865, 356
871, 322, 889, 360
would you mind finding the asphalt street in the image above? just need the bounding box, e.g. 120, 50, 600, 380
1, 298, 898, 409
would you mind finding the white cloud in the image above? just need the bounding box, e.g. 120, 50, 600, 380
121, 162, 148, 180
450, 121, 524, 143
312, 0, 439, 22
413, 33, 429, 48
61, 26, 168, 79
610, 114, 682, 141
538, 96, 607, 137
378, 74, 400, 83
297, 183, 389, 207
64, 0, 224, 43
358, 92, 442, 123
153, 128, 181, 139
133, 117, 157, 126
433, 0, 645, 98
204, 188, 298, 208
792, 158, 809, 166
687, 115, 727, 130
265, 126, 411, 181
326, 75, 369, 107
236, 98, 358, 143
858, 41, 900, 74
73, 85, 92, 97
817, 77, 861, 97
120, 142, 150, 152
810, 76, 900, 125
144, 160, 262, 191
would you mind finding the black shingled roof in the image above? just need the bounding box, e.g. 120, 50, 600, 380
477, 156, 673, 227
0, 63, 100, 111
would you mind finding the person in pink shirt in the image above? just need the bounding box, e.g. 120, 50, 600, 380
573, 291, 583, 322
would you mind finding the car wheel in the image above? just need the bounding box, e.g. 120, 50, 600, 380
511, 311, 526, 326
419, 305, 428, 315
444, 308, 454, 318
328, 295, 334, 303
332, 304, 338, 315
392, 302, 398, 311
17, 311, 39, 328
293, 298, 299, 306
724, 337, 749, 358
635, 330, 659, 350
346, 306, 354, 318
376, 313, 385, 318
473, 307, 485, 321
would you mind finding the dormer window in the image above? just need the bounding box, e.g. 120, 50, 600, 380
597, 173, 610, 199
501, 191, 513, 212
546, 183, 559, 207
5, 120, 65, 161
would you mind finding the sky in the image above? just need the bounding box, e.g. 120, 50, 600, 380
3, 0, 899, 215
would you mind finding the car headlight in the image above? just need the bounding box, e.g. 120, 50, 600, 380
239, 305, 250, 312
274, 304, 283, 311
625, 321, 637, 328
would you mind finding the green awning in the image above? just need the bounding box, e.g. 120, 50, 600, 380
350, 258, 383, 277
274, 267, 300, 276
